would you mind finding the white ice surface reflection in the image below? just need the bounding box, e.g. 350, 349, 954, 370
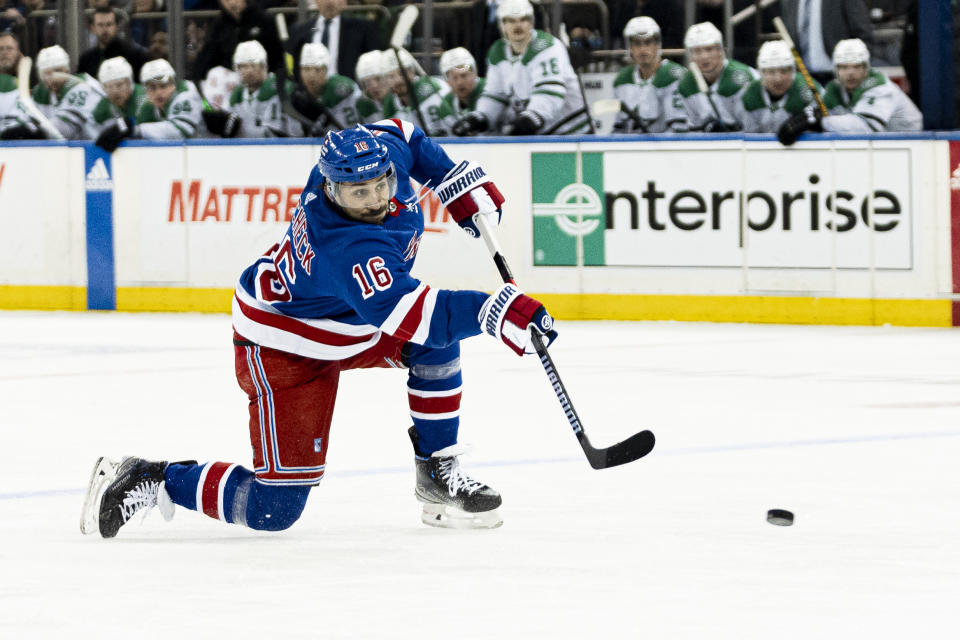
1, 311, 958, 638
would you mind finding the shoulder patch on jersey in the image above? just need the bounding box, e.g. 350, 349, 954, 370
487, 40, 507, 66
717, 61, 755, 97
849, 69, 887, 105
677, 71, 699, 98
653, 60, 684, 88
522, 30, 554, 65
613, 65, 635, 88
740, 80, 766, 112
256, 76, 279, 101
784, 74, 815, 113
822, 80, 844, 109
330, 75, 355, 98
414, 77, 440, 100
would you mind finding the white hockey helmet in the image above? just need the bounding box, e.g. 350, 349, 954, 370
684, 22, 723, 49
381, 48, 417, 74
233, 40, 268, 69
497, 0, 534, 21
300, 42, 330, 69
98, 56, 134, 85
355, 50, 385, 80
140, 58, 176, 85
36, 45, 70, 72
832, 38, 870, 66
757, 41, 795, 70
439, 47, 476, 76
623, 16, 661, 42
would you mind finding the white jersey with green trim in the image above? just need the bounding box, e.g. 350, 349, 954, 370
31, 74, 106, 139
612, 59, 687, 133
821, 71, 922, 133
135, 80, 205, 140
676, 60, 759, 130
228, 74, 300, 138
382, 76, 448, 135
0, 74, 26, 132
476, 30, 589, 135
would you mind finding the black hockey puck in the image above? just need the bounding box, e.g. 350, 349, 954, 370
766, 509, 794, 526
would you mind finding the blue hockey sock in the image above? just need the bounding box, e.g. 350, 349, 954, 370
406, 343, 462, 455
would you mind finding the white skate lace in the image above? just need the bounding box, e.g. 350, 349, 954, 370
437, 457, 483, 497
118, 481, 160, 524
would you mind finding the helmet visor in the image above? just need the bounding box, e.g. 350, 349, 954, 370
327, 165, 398, 212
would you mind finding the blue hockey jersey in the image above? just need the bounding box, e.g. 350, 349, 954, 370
232, 119, 489, 360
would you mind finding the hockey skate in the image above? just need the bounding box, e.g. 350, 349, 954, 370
408, 427, 503, 529
80, 457, 175, 538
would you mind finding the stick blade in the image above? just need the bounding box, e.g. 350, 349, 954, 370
390, 5, 419, 49
586, 430, 655, 470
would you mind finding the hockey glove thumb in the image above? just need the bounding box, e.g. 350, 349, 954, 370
436, 160, 505, 239
0, 120, 44, 140
202, 109, 241, 138
451, 112, 488, 137
510, 110, 544, 136
479, 283, 558, 356
95, 117, 137, 152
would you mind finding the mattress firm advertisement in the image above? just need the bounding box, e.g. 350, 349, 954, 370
532, 146, 915, 270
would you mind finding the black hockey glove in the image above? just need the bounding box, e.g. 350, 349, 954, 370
777, 104, 823, 146
702, 119, 740, 133
290, 88, 325, 123
202, 109, 242, 138
510, 110, 544, 136
95, 117, 137, 152
0, 120, 44, 140
451, 112, 489, 137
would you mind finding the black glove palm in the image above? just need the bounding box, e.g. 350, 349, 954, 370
95, 117, 136, 152
510, 110, 544, 136
0, 120, 44, 140
202, 109, 242, 138
451, 112, 488, 137
777, 104, 823, 146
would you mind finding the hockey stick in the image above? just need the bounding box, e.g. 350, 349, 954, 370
592, 98, 650, 133
772, 17, 829, 117
474, 214, 655, 470
688, 60, 725, 129
17, 57, 65, 140
389, 5, 429, 132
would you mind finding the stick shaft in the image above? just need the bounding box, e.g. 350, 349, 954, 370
772, 17, 829, 117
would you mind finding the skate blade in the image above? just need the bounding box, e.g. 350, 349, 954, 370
420, 503, 503, 530
79, 457, 120, 535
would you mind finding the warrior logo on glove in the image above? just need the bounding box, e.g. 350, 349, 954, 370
436, 160, 505, 238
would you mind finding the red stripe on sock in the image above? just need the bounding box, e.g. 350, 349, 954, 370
201, 462, 232, 520
408, 392, 461, 415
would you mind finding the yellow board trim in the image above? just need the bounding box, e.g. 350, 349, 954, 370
0, 286, 952, 327
0, 286, 87, 311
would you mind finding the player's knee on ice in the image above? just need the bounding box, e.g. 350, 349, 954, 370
241, 482, 311, 531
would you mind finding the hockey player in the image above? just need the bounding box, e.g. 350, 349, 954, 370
778, 38, 922, 145
453, 0, 590, 136
611, 16, 686, 134
735, 41, 821, 134
90, 57, 147, 142
676, 22, 758, 131
96, 59, 205, 151
355, 49, 387, 123
81, 120, 558, 538
437, 47, 485, 136
215, 40, 299, 138
28, 45, 105, 139
381, 48, 448, 136
290, 43, 362, 136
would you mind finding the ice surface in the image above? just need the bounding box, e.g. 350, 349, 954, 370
1, 311, 958, 638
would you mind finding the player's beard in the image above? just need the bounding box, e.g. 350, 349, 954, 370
352, 203, 389, 224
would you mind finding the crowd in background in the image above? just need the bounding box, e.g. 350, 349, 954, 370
0, 0, 954, 149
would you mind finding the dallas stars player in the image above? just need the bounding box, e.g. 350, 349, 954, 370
437, 47, 484, 136
290, 43, 362, 136
454, 0, 589, 136
778, 38, 922, 145
0, 67, 37, 139
354, 50, 388, 124
218, 40, 299, 138
735, 41, 820, 134
96, 58, 206, 150
677, 22, 758, 131
91, 57, 147, 142
29, 45, 105, 139
381, 47, 448, 136
611, 16, 686, 134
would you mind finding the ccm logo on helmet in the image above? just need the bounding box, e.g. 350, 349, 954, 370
357, 162, 380, 172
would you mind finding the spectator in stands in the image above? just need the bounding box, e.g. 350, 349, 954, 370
0, 29, 22, 75
453, 0, 590, 136
78, 7, 150, 80
149, 30, 169, 61
192, 0, 284, 82
354, 49, 387, 123
676, 21, 757, 131
437, 47, 483, 136
287, 0, 381, 81
1, 1, 42, 33
735, 40, 821, 133
777, 38, 922, 145
611, 16, 686, 134
289, 42, 362, 136
779, 0, 873, 86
